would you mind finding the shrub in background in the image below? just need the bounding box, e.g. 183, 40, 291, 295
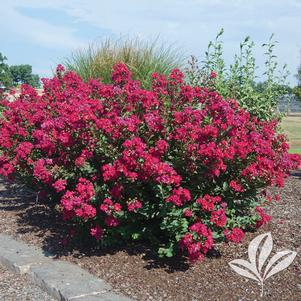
294, 86, 301, 101
294, 53, 301, 101
0, 65, 299, 262
186, 30, 290, 121
64, 37, 183, 89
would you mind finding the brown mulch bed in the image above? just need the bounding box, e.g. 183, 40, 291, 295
0, 173, 300, 301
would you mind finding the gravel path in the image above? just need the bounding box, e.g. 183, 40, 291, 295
0, 264, 55, 301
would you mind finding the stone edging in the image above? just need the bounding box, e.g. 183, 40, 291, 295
0, 234, 132, 301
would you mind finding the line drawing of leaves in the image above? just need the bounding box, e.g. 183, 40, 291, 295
263, 250, 297, 280
258, 232, 273, 272
248, 232, 271, 268
229, 259, 261, 282
229, 232, 297, 298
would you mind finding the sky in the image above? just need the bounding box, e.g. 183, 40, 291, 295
1, 0, 300, 85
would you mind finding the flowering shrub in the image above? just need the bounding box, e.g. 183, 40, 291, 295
0, 64, 300, 262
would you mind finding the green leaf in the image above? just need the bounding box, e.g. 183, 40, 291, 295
158, 243, 174, 258
131, 233, 141, 240
222, 181, 229, 191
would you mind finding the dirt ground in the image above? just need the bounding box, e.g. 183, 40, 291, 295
0, 172, 300, 301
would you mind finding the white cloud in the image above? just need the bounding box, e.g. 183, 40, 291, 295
0, 1, 86, 49
1, 0, 300, 83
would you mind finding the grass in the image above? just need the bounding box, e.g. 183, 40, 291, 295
281, 115, 301, 154
64, 37, 184, 89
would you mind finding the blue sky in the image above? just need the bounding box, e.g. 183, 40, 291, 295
1, 0, 300, 85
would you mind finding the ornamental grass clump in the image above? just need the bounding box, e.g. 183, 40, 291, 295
64, 37, 183, 89
0, 64, 299, 262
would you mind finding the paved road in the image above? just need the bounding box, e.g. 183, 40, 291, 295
0, 264, 55, 301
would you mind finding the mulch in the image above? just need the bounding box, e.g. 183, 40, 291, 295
0, 172, 300, 301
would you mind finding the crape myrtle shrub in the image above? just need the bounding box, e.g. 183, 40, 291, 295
0, 64, 300, 262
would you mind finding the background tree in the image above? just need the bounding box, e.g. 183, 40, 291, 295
296, 54, 301, 85
294, 52, 301, 101
9, 64, 40, 87
0, 52, 12, 89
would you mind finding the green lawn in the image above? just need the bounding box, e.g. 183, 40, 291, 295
281, 115, 301, 154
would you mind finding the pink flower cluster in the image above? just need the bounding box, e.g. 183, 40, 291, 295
224, 228, 245, 243
0, 63, 300, 262
180, 222, 213, 262
255, 206, 272, 228
60, 178, 96, 220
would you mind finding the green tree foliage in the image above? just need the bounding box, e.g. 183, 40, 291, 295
186, 30, 290, 120
9, 64, 40, 87
296, 57, 301, 85
0, 53, 40, 90
0, 52, 12, 89
294, 52, 301, 101
294, 87, 301, 101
